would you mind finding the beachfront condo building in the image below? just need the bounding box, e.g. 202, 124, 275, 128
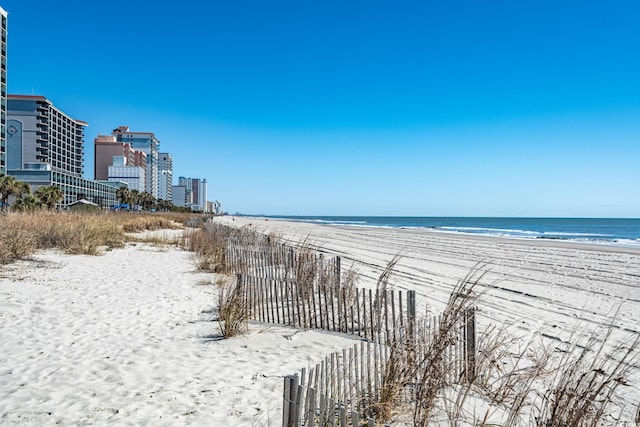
177, 176, 208, 211
7, 95, 118, 208
7, 95, 86, 177
0, 8, 7, 175
171, 184, 189, 207
108, 156, 145, 192
94, 134, 146, 181
158, 152, 172, 202
207, 200, 222, 215
112, 126, 159, 198
199, 179, 208, 211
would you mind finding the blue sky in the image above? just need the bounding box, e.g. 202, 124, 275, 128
4, 0, 639, 217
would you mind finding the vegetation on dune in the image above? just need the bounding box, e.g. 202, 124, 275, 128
2, 210, 638, 424
186, 222, 640, 425
0, 211, 198, 263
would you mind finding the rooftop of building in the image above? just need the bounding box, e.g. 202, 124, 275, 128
112, 126, 157, 137
8, 94, 89, 127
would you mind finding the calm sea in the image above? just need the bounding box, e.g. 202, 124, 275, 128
262, 216, 640, 248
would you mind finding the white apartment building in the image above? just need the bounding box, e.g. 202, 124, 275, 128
112, 126, 159, 198
158, 152, 172, 201
108, 156, 145, 192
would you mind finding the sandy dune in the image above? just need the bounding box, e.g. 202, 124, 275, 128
0, 236, 360, 426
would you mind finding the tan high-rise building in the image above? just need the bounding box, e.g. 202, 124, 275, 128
94, 135, 146, 181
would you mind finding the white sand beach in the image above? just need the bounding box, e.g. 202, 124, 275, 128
2, 220, 640, 426
0, 231, 360, 426
213, 216, 640, 422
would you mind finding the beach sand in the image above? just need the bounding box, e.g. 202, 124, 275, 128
2, 220, 639, 425
0, 231, 360, 426
213, 216, 640, 422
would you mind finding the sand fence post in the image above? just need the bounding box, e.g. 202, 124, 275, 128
407, 290, 416, 343
464, 305, 476, 382
283, 374, 300, 427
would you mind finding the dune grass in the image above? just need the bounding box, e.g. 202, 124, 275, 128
216, 276, 250, 338
0, 211, 195, 263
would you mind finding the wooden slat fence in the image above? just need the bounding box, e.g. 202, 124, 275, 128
225, 243, 341, 285
204, 227, 477, 426
239, 274, 420, 343
282, 309, 476, 427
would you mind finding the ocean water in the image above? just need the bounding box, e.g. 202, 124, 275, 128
264, 216, 640, 248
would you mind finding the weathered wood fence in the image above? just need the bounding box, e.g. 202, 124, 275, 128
239, 274, 419, 342
281, 308, 476, 427
225, 241, 341, 283
208, 229, 477, 427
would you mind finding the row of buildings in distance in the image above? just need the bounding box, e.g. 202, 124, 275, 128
94, 126, 214, 211
7, 96, 218, 212
0, 7, 220, 212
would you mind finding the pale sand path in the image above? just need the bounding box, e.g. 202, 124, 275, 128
214, 216, 640, 421
0, 234, 360, 426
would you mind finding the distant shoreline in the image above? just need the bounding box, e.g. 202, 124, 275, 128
236, 214, 640, 253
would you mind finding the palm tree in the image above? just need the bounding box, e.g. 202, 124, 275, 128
13, 194, 41, 212
35, 185, 64, 210
116, 186, 130, 206
15, 181, 31, 199
139, 192, 156, 211
157, 199, 174, 212
0, 174, 18, 210
129, 189, 141, 210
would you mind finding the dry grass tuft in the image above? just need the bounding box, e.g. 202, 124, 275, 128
412, 268, 482, 427
119, 215, 181, 233
0, 211, 194, 263
0, 216, 38, 263
534, 322, 640, 427
217, 276, 250, 338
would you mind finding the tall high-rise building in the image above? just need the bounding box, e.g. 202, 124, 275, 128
8, 95, 87, 177
0, 8, 7, 175
199, 179, 207, 211
171, 185, 188, 207
112, 126, 159, 198
94, 135, 146, 180
177, 176, 207, 211
7, 95, 118, 208
158, 152, 172, 201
